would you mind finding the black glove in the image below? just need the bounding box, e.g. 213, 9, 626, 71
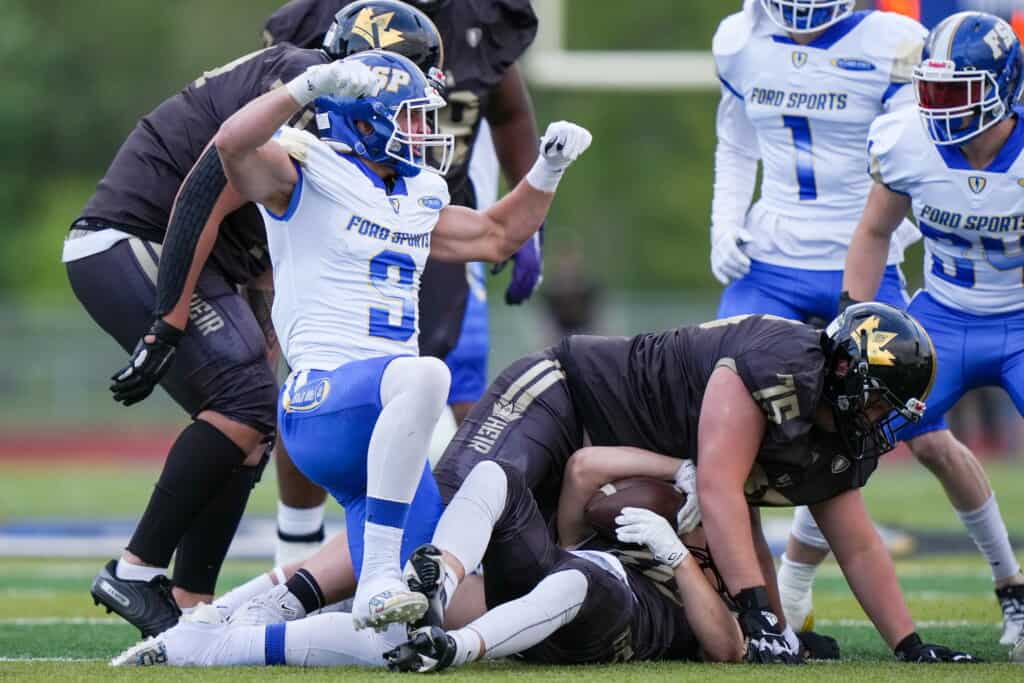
734, 587, 804, 665
797, 630, 840, 660
837, 290, 862, 316
110, 319, 184, 406
383, 626, 457, 673
894, 632, 980, 663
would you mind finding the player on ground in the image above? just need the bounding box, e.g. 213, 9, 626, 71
65, 12, 442, 636
262, 0, 543, 563
709, 0, 930, 630
782, 11, 1024, 647
210, 49, 589, 629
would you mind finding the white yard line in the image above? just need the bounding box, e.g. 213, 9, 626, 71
0, 617, 123, 625
0, 656, 104, 662
818, 618, 997, 628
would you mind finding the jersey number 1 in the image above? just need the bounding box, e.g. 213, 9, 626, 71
368, 250, 416, 341
783, 116, 818, 201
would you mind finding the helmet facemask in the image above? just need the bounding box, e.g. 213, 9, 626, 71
386, 88, 453, 176
760, 0, 853, 34
914, 59, 1007, 145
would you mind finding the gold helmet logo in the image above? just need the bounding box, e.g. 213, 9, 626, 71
851, 315, 898, 366
352, 8, 405, 49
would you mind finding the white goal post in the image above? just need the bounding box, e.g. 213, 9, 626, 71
522, 0, 720, 91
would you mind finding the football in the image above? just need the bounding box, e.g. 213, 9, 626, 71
584, 477, 685, 541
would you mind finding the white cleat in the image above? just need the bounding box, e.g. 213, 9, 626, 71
228, 584, 306, 627
1011, 634, 1024, 663
110, 602, 225, 667
998, 584, 1024, 646
352, 573, 428, 632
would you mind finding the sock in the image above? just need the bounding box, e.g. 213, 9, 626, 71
447, 628, 483, 666
957, 494, 1022, 582
361, 357, 450, 577
262, 613, 407, 666
173, 461, 264, 594
213, 569, 282, 616
463, 568, 587, 660
431, 461, 508, 581
361, 521, 405, 579
778, 553, 818, 597
127, 420, 247, 568
116, 559, 166, 582
277, 502, 326, 540
441, 561, 460, 610
285, 568, 326, 614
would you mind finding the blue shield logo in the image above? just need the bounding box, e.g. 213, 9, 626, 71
792, 51, 808, 68
968, 176, 987, 194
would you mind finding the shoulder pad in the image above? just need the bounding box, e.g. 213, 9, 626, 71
275, 127, 319, 164
867, 109, 916, 186
862, 12, 927, 82
712, 11, 754, 59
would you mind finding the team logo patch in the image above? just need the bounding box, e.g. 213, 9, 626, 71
851, 315, 898, 367
466, 27, 482, 48
831, 455, 851, 474
389, 197, 401, 214
352, 8, 404, 48
792, 51, 808, 68
831, 58, 876, 71
1018, 178, 1024, 188
968, 176, 988, 194
285, 378, 331, 413
419, 196, 444, 210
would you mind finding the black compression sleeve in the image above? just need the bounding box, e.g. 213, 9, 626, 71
154, 146, 228, 317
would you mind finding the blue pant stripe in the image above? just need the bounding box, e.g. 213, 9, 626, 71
366, 497, 410, 529
265, 622, 287, 665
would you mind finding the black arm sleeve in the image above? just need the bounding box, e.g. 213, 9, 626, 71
154, 146, 229, 317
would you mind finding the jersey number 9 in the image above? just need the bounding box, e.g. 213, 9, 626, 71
369, 250, 416, 341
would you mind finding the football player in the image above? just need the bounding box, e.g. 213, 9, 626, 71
69, 1, 446, 636
209, 50, 588, 628
261, 0, 542, 564
709, 0, 932, 630
785, 11, 1024, 648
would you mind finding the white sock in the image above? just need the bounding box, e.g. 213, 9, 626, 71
957, 494, 1021, 582
778, 553, 818, 596
277, 502, 326, 536
250, 613, 406, 667
361, 522, 405, 580
790, 505, 831, 551
431, 461, 508, 582
362, 357, 450, 577
213, 570, 282, 616
116, 559, 166, 583
460, 569, 587, 660
447, 628, 483, 666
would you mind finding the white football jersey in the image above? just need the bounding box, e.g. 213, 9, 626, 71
869, 107, 1024, 315
260, 128, 450, 371
714, 8, 926, 267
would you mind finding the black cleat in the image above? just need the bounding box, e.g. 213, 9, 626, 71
384, 626, 457, 673
403, 544, 446, 628
90, 559, 181, 637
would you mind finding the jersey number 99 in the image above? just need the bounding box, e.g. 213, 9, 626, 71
369, 250, 416, 341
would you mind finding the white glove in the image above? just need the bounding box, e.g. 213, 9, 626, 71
525, 121, 593, 193
615, 507, 689, 568
285, 59, 381, 106
673, 460, 701, 534
710, 227, 752, 285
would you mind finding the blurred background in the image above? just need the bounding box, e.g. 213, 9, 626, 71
1, 0, 1022, 530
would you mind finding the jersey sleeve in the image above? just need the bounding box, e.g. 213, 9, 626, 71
867, 111, 914, 195
727, 328, 824, 446
711, 10, 753, 101
263, 0, 345, 49
864, 12, 926, 98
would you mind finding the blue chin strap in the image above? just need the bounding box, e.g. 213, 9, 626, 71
314, 96, 422, 178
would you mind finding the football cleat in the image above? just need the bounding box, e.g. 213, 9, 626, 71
352, 572, 428, 632
91, 559, 181, 637
110, 603, 225, 667
403, 543, 447, 628
228, 583, 306, 627
384, 626, 457, 673
997, 584, 1024, 646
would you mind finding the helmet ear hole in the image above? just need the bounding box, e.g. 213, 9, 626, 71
355, 120, 374, 135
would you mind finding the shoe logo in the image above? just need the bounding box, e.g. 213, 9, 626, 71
100, 580, 131, 608
831, 455, 851, 474
138, 642, 168, 666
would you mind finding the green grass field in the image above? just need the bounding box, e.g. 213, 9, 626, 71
2, 459, 1023, 679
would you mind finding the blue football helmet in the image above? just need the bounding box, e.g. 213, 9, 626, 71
314, 50, 453, 177
914, 12, 1024, 146
759, 0, 853, 34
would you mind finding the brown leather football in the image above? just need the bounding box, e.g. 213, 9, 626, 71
584, 477, 685, 541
